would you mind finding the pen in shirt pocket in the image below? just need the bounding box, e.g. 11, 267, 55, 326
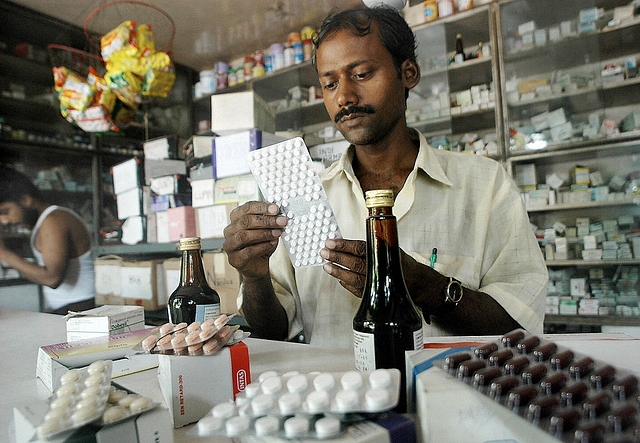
430, 248, 437, 268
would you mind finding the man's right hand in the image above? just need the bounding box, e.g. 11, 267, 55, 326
222, 201, 287, 279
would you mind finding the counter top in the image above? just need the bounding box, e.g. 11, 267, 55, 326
1, 309, 354, 443
4, 309, 640, 443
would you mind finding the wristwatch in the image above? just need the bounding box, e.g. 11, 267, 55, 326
444, 277, 463, 306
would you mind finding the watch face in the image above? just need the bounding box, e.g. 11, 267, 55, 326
447, 279, 463, 304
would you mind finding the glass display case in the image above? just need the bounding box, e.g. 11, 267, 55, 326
498, 0, 640, 153
408, 5, 502, 158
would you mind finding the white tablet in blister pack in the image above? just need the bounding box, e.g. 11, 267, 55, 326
245, 137, 341, 268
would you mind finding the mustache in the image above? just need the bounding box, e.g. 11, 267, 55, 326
334, 105, 375, 123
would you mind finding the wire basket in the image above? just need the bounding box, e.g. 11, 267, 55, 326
83, 0, 175, 55
47, 44, 105, 77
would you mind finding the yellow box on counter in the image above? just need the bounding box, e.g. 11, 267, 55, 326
157, 341, 250, 427
65, 305, 145, 342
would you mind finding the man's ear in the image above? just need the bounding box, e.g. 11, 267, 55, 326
402, 59, 421, 90
20, 194, 33, 208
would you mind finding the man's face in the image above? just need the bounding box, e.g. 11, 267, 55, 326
0, 201, 38, 228
315, 26, 409, 146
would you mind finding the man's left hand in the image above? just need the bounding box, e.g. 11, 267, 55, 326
320, 238, 367, 297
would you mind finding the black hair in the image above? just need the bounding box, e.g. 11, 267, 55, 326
312, 5, 418, 78
0, 165, 41, 205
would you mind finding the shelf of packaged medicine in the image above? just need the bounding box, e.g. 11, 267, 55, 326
506, 135, 640, 163
94, 238, 225, 257
545, 259, 640, 267
544, 314, 640, 327
503, 16, 640, 62
527, 199, 638, 213
506, 76, 640, 108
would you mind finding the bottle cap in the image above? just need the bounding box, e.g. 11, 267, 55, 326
365, 189, 394, 208
179, 237, 202, 251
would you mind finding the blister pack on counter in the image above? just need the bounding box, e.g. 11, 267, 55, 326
245, 137, 341, 268
190, 409, 349, 440
235, 368, 401, 416
135, 313, 245, 355
436, 328, 640, 442
37, 360, 113, 439
99, 382, 158, 426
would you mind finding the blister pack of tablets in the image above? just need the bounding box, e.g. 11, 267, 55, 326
245, 137, 341, 268
437, 329, 640, 442
190, 368, 400, 440
136, 314, 247, 355
99, 384, 158, 426
192, 409, 348, 440
235, 368, 400, 416
37, 360, 113, 439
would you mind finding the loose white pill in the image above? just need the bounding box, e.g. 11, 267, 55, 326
211, 402, 235, 419
315, 416, 342, 438
225, 415, 250, 436
369, 369, 393, 389
284, 416, 309, 438
254, 415, 280, 436
197, 416, 224, 434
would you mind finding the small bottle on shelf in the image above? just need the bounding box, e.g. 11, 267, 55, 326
167, 237, 221, 324
353, 189, 424, 413
455, 33, 466, 64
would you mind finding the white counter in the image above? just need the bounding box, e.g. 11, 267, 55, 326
1, 309, 355, 443
4, 309, 640, 443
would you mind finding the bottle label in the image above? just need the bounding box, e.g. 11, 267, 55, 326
414, 327, 424, 351
195, 303, 221, 323
353, 330, 376, 371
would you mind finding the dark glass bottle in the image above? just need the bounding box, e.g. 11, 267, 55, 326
455, 33, 466, 63
168, 237, 220, 324
353, 189, 424, 413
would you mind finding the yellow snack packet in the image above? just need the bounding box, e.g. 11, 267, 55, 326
101, 20, 136, 61
137, 23, 155, 57
105, 70, 142, 107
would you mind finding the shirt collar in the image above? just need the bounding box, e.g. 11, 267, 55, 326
322, 130, 454, 188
